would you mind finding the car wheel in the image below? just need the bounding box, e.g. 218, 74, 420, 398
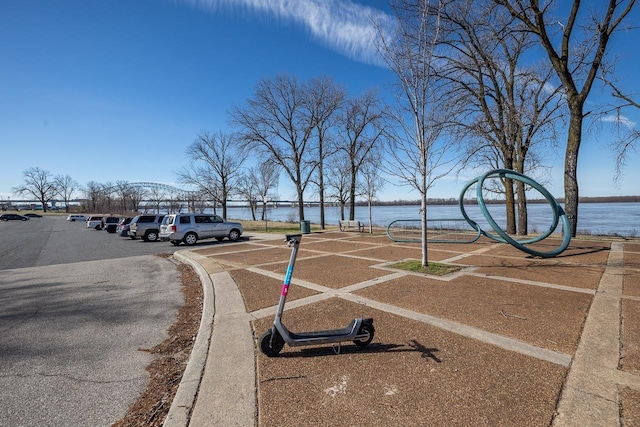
228, 229, 240, 241
183, 232, 198, 246
95, 224, 101, 230
144, 231, 158, 242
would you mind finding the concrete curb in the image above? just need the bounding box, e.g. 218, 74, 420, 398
162, 235, 282, 426
187, 271, 256, 426
552, 242, 625, 426
163, 251, 215, 427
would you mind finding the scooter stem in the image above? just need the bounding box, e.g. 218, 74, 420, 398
274, 234, 302, 323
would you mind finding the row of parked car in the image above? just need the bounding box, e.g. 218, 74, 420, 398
67, 213, 244, 246
0, 213, 43, 221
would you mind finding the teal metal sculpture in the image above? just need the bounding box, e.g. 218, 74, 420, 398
386, 169, 571, 258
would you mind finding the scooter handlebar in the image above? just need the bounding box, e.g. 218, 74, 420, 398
285, 234, 302, 244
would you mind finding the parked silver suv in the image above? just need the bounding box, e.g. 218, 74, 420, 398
159, 214, 243, 246
129, 214, 165, 242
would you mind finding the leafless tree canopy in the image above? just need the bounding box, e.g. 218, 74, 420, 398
375, 0, 459, 265
436, 0, 565, 235
54, 174, 79, 213
177, 130, 244, 219
337, 89, 388, 221
306, 76, 346, 228
491, 0, 637, 236
231, 74, 319, 221
327, 155, 356, 222
236, 160, 280, 221
358, 152, 385, 233
13, 167, 57, 212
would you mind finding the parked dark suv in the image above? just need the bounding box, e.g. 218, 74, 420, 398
102, 216, 120, 233
129, 214, 165, 242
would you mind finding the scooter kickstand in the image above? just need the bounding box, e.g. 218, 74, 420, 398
332, 342, 341, 355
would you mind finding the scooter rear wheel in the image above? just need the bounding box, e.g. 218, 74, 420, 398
353, 323, 374, 347
259, 329, 285, 357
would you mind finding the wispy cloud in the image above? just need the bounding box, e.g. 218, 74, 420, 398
602, 114, 637, 129
178, 0, 394, 65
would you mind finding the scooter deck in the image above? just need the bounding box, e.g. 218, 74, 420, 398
288, 319, 358, 340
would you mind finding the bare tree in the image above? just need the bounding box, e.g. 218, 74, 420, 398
256, 160, 280, 221
493, 0, 637, 236
84, 181, 102, 212
375, 0, 458, 266
336, 90, 388, 222
115, 180, 132, 212
236, 161, 280, 221
101, 182, 115, 213
237, 179, 260, 220
54, 174, 79, 213
146, 185, 165, 214
306, 76, 346, 229
326, 155, 352, 221
600, 67, 640, 184
358, 153, 385, 234
177, 131, 244, 220
128, 186, 147, 213
231, 74, 318, 222
13, 167, 57, 212
438, 0, 564, 235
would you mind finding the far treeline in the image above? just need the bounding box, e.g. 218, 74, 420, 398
365, 196, 640, 206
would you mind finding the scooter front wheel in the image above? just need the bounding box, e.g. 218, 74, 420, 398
259, 329, 285, 357
353, 323, 374, 347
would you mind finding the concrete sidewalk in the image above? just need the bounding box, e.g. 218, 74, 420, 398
166, 231, 640, 426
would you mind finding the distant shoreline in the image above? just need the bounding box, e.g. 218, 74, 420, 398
362, 195, 640, 206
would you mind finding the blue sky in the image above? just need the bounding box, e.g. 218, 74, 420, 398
1, 0, 639, 203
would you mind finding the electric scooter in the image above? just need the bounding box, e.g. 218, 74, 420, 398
259, 234, 375, 357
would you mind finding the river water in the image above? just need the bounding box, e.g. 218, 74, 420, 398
222, 202, 640, 237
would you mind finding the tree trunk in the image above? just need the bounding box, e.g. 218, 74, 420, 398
564, 107, 582, 237
349, 171, 357, 221
297, 187, 305, 221
516, 180, 528, 236
319, 186, 325, 230
504, 177, 516, 235
319, 157, 326, 230
421, 194, 428, 267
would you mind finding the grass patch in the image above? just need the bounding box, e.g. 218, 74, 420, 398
238, 219, 310, 234
390, 260, 461, 276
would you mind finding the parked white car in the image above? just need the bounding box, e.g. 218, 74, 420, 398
159, 214, 243, 246
67, 214, 87, 222
86, 216, 104, 229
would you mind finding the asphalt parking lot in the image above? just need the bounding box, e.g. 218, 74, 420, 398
0, 214, 181, 270
0, 215, 184, 426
